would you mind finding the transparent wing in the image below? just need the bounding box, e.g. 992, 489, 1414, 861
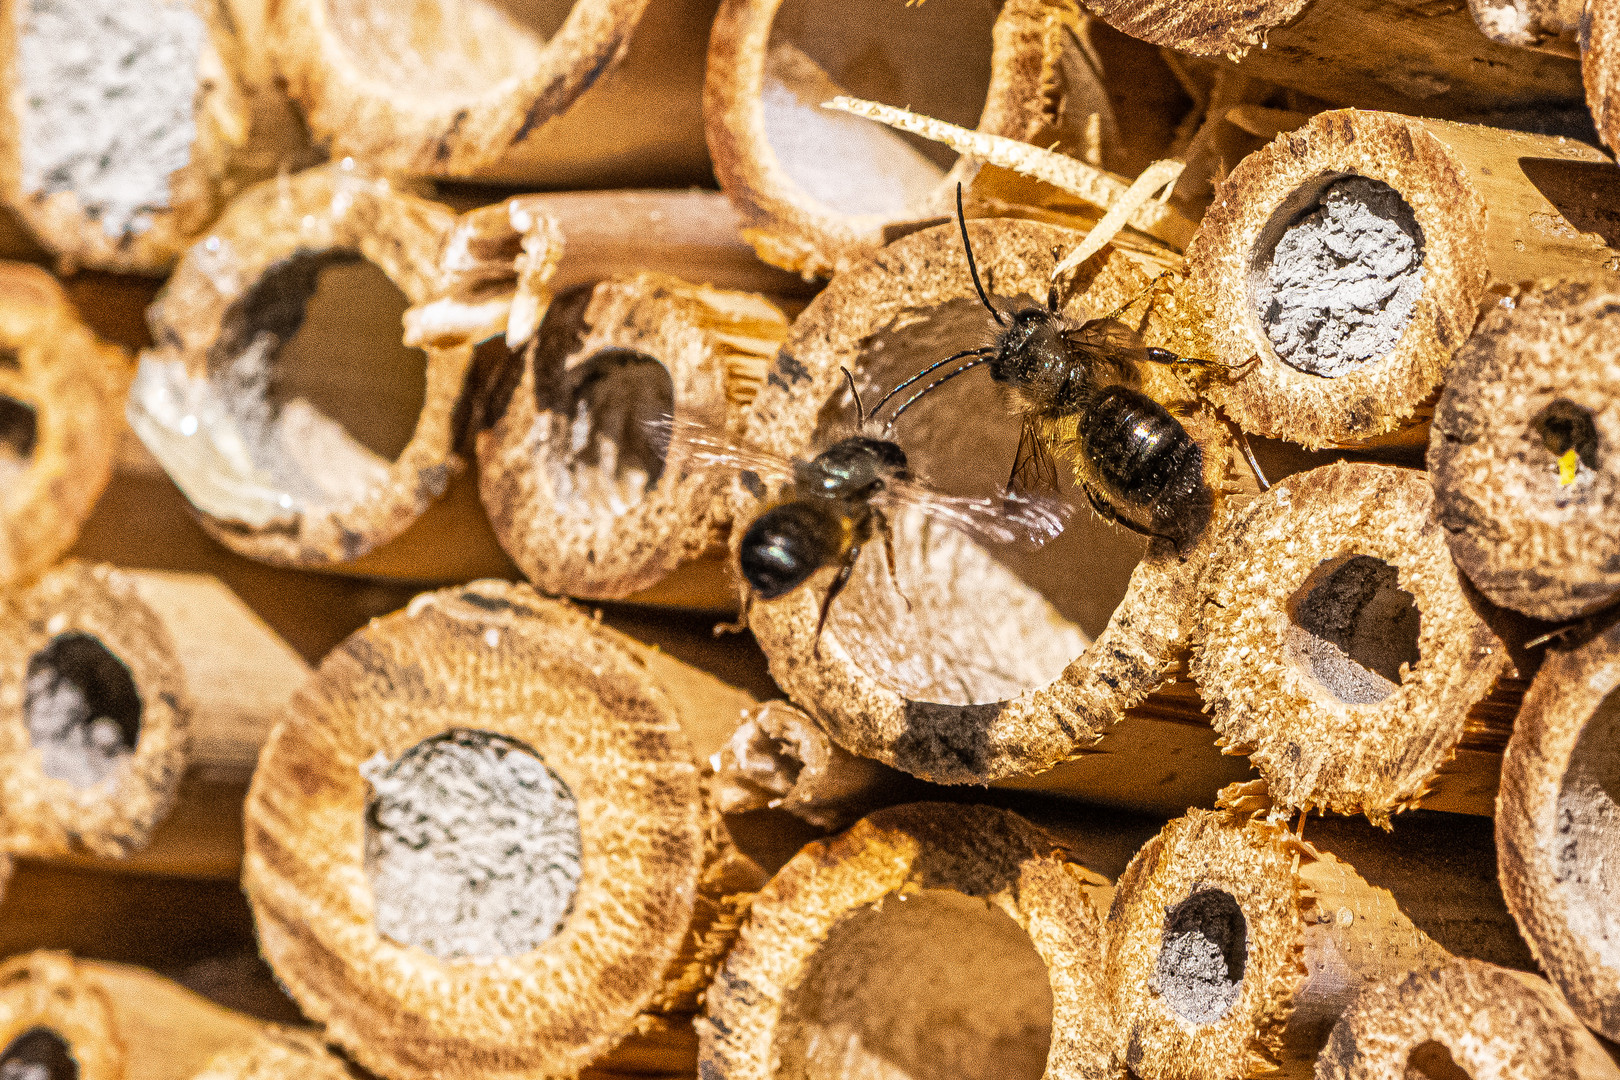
1062, 316, 1148, 354
880, 474, 1071, 549
1007, 415, 1063, 497
646, 416, 799, 489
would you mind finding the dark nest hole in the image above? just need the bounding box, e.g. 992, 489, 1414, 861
1154, 888, 1248, 1026
0, 394, 38, 474
774, 890, 1053, 1080
1287, 555, 1422, 705
1406, 1039, 1472, 1080
0, 1027, 77, 1080
1531, 398, 1600, 483
23, 632, 142, 789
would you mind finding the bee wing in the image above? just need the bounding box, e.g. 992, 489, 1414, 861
646, 416, 799, 488
880, 476, 1071, 549
1007, 416, 1064, 498
1062, 317, 1148, 354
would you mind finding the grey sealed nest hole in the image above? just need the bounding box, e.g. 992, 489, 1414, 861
0, 1028, 77, 1080
23, 633, 141, 790
1154, 889, 1248, 1026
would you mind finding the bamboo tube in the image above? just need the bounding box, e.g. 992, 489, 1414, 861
1078, 0, 1581, 119
272, 0, 717, 187
0, 264, 128, 588
1106, 808, 1530, 1080
711, 700, 904, 828
1183, 108, 1620, 449
190, 1028, 355, 1080
700, 801, 1133, 1080
242, 579, 768, 1080
0, 0, 312, 274
0, 561, 308, 873
739, 216, 1241, 786
705, 0, 1126, 278
1316, 958, 1620, 1080
1429, 278, 1620, 622
0, 953, 265, 1080
477, 271, 788, 600
1496, 613, 1620, 1041
1192, 462, 1514, 821
126, 163, 480, 570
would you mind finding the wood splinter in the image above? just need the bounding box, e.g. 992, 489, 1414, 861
1316, 958, 1620, 1080
1496, 613, 1620, 1042
1192, 462, 1516, 821
0, 561, 308, 874
1106, 807, 1532, 1080
0, 263, 129, 588
127, 164, 478, 570
243, 580, 767, 1080
1183, 108, 1620, 449
700, 802, 1127, 1080
1429, 277, 1620, 622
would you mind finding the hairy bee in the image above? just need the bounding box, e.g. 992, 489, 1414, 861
660, 374, 1067, 651
871, 189, 1264, 556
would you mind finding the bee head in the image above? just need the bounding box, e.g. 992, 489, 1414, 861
991, 305, 1062, 384
739, 501, 849, 600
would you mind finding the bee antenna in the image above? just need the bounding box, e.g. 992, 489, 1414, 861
885, 356, 991, 429
841, 366, 866, 428
869, 346, 995, 422
957, 183, 1005, 327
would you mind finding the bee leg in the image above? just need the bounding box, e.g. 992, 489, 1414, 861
1102, 271, 1170, 321
876, 510, 912, 612
714, 590, 753, 636
1086, 486, 1175, 546
1235, 427, 1271, 491
812, 546, 860, 660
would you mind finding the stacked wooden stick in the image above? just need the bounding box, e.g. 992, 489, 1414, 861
0, 0, 1618, 1078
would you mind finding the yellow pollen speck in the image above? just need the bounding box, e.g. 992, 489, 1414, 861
1558, 448, 1579, 486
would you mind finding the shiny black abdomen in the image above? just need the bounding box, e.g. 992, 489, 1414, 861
739, 501, 848, 599
1078, 386, 1212, 549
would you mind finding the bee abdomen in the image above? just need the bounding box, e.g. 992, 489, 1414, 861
1078, 386, 1213, 548
738, 501, 850, 600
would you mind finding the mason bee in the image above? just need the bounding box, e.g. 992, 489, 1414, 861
871, 188, 1265, 556
660, 373, 1068, 652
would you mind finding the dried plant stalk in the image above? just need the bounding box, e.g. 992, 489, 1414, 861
1429, 277, 1620, 622
0, 953, 265, 1080
1316, 958, 1620, 1080
1496, 615, 1620, 1041
478, 272, 789, 600
739, 216, 1237, 786
1192, 463, 1513, 821
1106, 809, 1530, 1080
0, 264, 128, 587
700, 802, 1123, 1080
243, 580, 766, 1080
1184, 108, 1620, 449
1080, 0, 1580, 118
190, 1028, 356, 1080
128, 164, 478, 570
0, 0, 311, 273
0, 562, 307, 873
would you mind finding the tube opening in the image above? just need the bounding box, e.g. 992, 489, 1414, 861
0, 349, 20, 372
0, 395, 39, 486
18, 0, 206, 240
362, 728, 583, 960
1407, 1040, 1473, 1080
544, 349, 674, 519
1155, 888, 1248, 1026
324, 0, 573, 100
761, 0, 997, 219
775, 889, 1053, 1080
1287, 555, 1422, 705
1249, 175, 1425, 377
1531, 398, 1600, 487
1553, 687, 1620, 970
0, 1027, 78, 1080
23, 632, 142, 789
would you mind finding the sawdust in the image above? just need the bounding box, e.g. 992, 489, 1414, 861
23, 633, 141, 789
1153, 889, 1247, 1025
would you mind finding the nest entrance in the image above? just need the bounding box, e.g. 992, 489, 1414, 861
761, 0, 996, 218
23, 632, 142, 789
1554, 688, 1620, 970
1407, 1040, 1473, 1080
774, 889, 1053, 1080
362, 728, 583, 961
1287, 555, 1422, 705
208, 251, 429, 511
0, 395, 38, 488
1250, 175, 1425, 378
324, 0, 572, 99
0, 1027, 77, 1080
17, 0, 206, 240
1532, 398, 1600, 483
815, 296, 1139, 705
1154, 889, 1248, 1026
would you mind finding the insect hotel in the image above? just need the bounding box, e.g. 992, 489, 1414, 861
0, 0, 1615, 1078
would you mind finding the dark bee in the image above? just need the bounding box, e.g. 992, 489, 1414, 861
662, 373, 1067, 652
871, 187, 1265, 556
